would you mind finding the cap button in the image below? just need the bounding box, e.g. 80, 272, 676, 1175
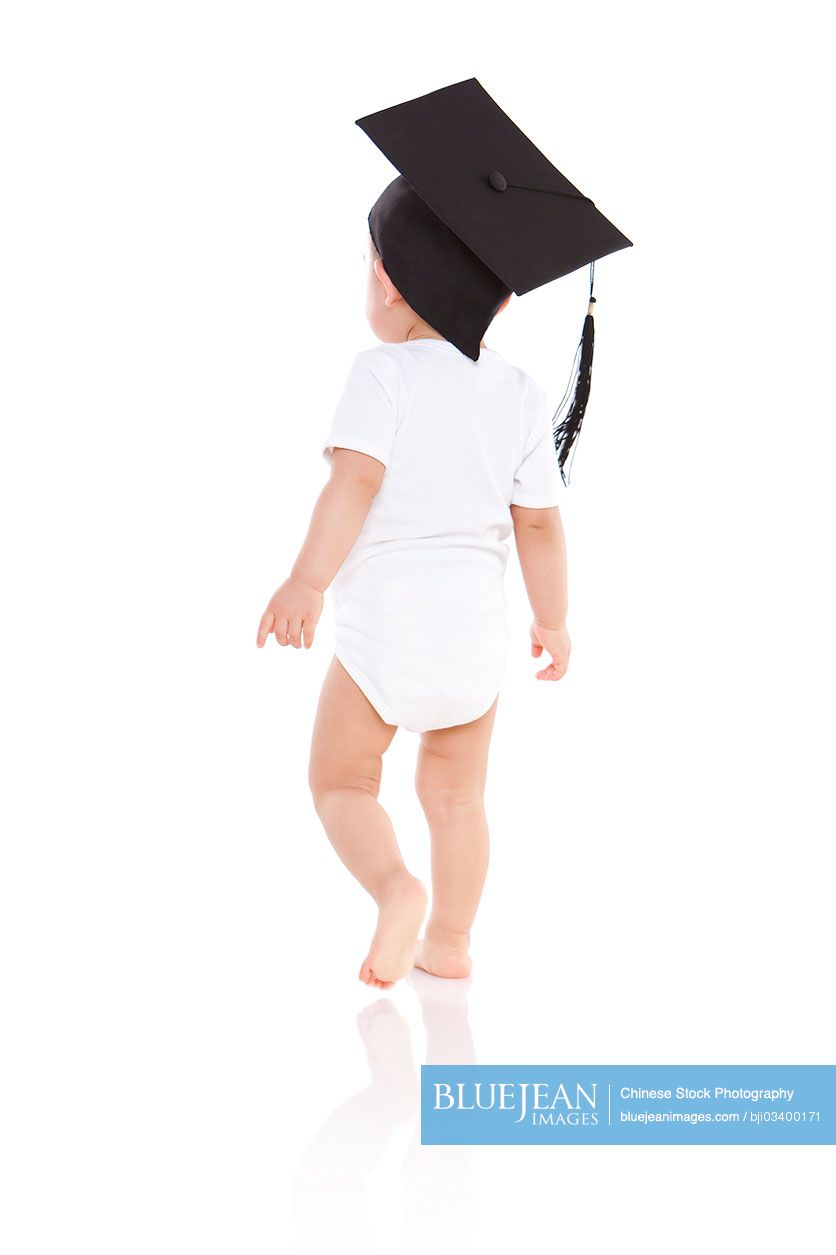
488, 170, 507, 192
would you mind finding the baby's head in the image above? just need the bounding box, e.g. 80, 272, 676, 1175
363, 176, 511, 358
364, 233, 457, 346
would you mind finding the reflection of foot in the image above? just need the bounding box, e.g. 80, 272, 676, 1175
356, 998, 418, 1118
414, 926, 472, 979
406, 968, 476, 1065
359, 872, 428, 988
407, 965, 472, 1008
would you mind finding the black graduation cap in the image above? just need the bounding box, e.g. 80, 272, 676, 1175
355, 77, 633, 484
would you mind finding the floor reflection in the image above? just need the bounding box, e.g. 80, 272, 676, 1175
292, 968, 475, 1254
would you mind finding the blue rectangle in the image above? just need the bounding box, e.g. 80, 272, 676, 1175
421, 1065, 836, 1144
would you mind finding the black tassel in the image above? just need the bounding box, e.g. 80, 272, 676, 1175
553, 262, 596, 486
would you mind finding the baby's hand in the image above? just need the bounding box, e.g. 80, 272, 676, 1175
530, 620, 571, 681
256, 577, 324, 649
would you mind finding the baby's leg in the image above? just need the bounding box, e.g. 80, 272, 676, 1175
413, 696, 499, 978
309, 655, 427, 988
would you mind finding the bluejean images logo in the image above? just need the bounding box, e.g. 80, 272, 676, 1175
421, 1065, 836, 1145
433, 1078, 599, 1126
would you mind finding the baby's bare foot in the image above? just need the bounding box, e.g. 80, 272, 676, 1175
414, 925, 472, 979
359, 872, 428, 988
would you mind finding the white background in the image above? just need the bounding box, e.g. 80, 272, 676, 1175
2, 2, 834, 1252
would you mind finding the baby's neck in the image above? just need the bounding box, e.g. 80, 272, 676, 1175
404, 331, 487, 349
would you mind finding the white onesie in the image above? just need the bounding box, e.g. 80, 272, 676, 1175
322, 339, 564, 733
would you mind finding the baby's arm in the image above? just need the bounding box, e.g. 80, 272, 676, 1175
256, 449, 385, 649
510, 503, 571, 681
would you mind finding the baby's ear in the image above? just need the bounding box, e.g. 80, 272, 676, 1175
374, 257, 401, 307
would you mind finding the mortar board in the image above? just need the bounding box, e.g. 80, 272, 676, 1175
356, 77, 633, 483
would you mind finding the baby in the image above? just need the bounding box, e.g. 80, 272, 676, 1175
256, 231, 571, 989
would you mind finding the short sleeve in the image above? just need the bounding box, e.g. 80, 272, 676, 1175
322, 349, 400, 470
510, 384, 563, 507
